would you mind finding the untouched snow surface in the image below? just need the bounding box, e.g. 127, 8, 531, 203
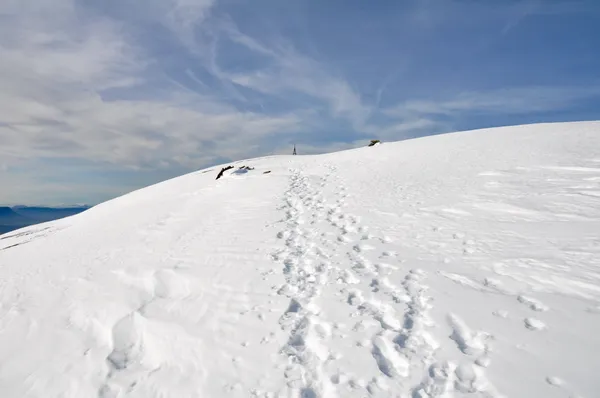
1, 122, 600, 398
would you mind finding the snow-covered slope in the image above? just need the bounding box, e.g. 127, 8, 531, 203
1, 122, 599, 398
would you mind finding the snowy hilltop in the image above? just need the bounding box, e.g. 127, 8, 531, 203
1, 121, 599, 398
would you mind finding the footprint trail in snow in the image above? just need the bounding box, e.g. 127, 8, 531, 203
271, 165, 508, 397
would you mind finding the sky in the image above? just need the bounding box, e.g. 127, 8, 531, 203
1, 0, 599, 206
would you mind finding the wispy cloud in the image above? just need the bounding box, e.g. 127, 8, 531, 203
385, 86, 600, 118
199, 20, 373, 131
0, 0, 304, 171
501, 0, 542, 35
500, 0, 596, 35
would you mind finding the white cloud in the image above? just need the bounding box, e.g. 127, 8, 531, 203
384, 86, 600, 118
200, 21, 373, 131
0, 170, 138, 206
401, 0, 597, 36
367, 119, 443, 140
162, 0, 215, 51
0, 1, 143, 89
501, 0, 541, 35
0, 94, 303, 169
0, 0, 305, 176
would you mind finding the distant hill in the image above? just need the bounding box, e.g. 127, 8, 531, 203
0, 207, 33, 225
12, 206, 91, 223
0, 205, 91, 235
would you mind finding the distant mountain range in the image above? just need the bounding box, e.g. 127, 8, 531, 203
0, 205, 91, 235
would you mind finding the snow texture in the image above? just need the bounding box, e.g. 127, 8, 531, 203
1, 121, 600, 398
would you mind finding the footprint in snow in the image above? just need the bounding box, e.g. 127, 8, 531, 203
223, 382, 243, 393
546, 376, 564, 386
454, 363, 491, 394
380, 236, 393, 243
349, 215, 360, 224
339, 270, 360, 286
353, 243, 375, 253
332, 322, 345, 332
342, 225, 357, 234
517, 295, 549, 312
352, 257, 373, 272
370, 279, 381, 293
331, 372, 350, 385
475, 356, 491, 368
375, 263, 399, 275
371, 334, 410, 378
349, 378, 368, 390
524, 318, 546, 331
413, 361, 456, 397
346, 290, 365, 306
482, 277, 503, 290
367, 377, 390, 394
338, 235, 352, 243
492, 310, 509, 318
447, 313, 488, 356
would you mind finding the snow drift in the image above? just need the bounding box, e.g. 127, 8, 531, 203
1, 122, 599, 398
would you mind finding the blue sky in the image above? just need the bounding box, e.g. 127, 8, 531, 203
1, 0, 599, 205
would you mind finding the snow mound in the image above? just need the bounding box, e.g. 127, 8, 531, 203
1, 121, 599, 398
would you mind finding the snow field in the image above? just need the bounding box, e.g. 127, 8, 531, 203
1, 122, 599, 397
